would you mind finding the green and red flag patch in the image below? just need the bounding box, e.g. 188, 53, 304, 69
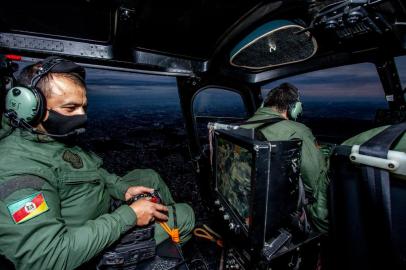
7, 192, 49, 224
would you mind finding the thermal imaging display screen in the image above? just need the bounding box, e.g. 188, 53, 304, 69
216, 137, 252, 227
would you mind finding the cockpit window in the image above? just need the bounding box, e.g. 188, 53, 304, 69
84, 69, 190, 179
193, 88, 248, 118
193, 87, 248, 145
262, 63, 387, 143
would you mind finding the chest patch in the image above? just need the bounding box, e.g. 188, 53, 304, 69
7, 192, 49, 224
63, 150, 83, 169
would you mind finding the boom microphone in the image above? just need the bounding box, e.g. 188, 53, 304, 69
33, 127, 86, 138
4, 110, 85, 138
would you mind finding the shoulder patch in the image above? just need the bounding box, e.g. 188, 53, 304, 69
0, 176, 45, 200
62, 150, 83, 169
7, 192, 49, 224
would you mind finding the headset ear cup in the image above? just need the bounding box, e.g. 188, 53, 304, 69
5, 86, 46, 126
289, 101, 302, 120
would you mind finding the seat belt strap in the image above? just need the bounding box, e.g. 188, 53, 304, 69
243, 117, 285, 140
359, 122, 406, 225
360, 122, 406, 158
358, 121, 406, 263
242, 117, 285, 126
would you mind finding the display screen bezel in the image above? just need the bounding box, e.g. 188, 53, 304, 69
213, 129, 272, 242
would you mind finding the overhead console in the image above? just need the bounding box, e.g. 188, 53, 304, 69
309, 0, 406, 48
227, 0, 406, 72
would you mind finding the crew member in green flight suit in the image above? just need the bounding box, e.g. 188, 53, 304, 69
242, 82, 329, 232
0, 57, 195, 270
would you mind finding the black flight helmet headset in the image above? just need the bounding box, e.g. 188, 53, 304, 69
4, 56, 86, 131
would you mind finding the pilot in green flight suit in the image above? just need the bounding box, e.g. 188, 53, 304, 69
242, 83, 329, 233
0, 57, 195, 270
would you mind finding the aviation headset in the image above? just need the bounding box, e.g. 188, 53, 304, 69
4, 56, 86, 132
263, 83, 302, 120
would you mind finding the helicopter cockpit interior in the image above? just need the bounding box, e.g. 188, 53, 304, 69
1, 0, 406, 269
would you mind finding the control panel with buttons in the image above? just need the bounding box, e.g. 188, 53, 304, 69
214, 199, 242, 234
224, 249, 246, 270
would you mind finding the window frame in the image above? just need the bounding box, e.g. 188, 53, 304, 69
191, 85, 252, 151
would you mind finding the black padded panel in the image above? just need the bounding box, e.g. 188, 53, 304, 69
329, 149, 406, 269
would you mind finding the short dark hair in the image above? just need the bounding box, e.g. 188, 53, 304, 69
17, 62, 86, 97
263, 82, 299, 112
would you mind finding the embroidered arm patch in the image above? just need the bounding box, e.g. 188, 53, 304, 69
7, 192, 49, 224
0, 175, 45, 200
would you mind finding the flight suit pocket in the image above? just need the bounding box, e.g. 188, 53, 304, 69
59, 171, 103, 198
58, 170, 110, 222
60, 171, 101, 185
59, 170, 105, 201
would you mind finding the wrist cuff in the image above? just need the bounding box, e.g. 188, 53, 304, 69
114, 205, 137, 233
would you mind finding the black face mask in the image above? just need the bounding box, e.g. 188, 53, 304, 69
42, 110, 87, 138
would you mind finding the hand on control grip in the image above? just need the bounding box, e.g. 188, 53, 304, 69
129, 199, 168, 226
125, 186, 154, 201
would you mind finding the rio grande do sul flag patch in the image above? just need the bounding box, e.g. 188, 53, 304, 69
7, 192, 49, 224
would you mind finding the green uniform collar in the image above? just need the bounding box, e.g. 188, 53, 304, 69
0, 116, 56, 143
253, 107, 285, 119
241, 107, 286, 130
0, 117, 14, 140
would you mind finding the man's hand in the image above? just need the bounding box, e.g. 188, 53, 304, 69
125, 186, 154, 201
129, 199, 168, 226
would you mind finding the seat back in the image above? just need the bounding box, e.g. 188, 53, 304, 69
329, 144, 406, 270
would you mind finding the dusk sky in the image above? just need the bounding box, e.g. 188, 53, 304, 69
16, 55, 406, 120
85, 55, 406, 101
263, 55, 406, 101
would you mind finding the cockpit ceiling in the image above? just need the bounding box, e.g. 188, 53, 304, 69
0, 0, 263, 60
1, 0, 406, 81
0, 0, 113, 42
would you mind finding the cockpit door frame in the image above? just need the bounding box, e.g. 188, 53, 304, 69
376, 54, 406, 110
176, 76, 261, 196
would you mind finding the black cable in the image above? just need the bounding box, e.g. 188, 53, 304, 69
368, 0, 387, 5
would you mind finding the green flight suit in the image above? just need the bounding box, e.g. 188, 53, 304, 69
242, 107, 329, 232
342, 125, 406, 151
0, 119, 195, 270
